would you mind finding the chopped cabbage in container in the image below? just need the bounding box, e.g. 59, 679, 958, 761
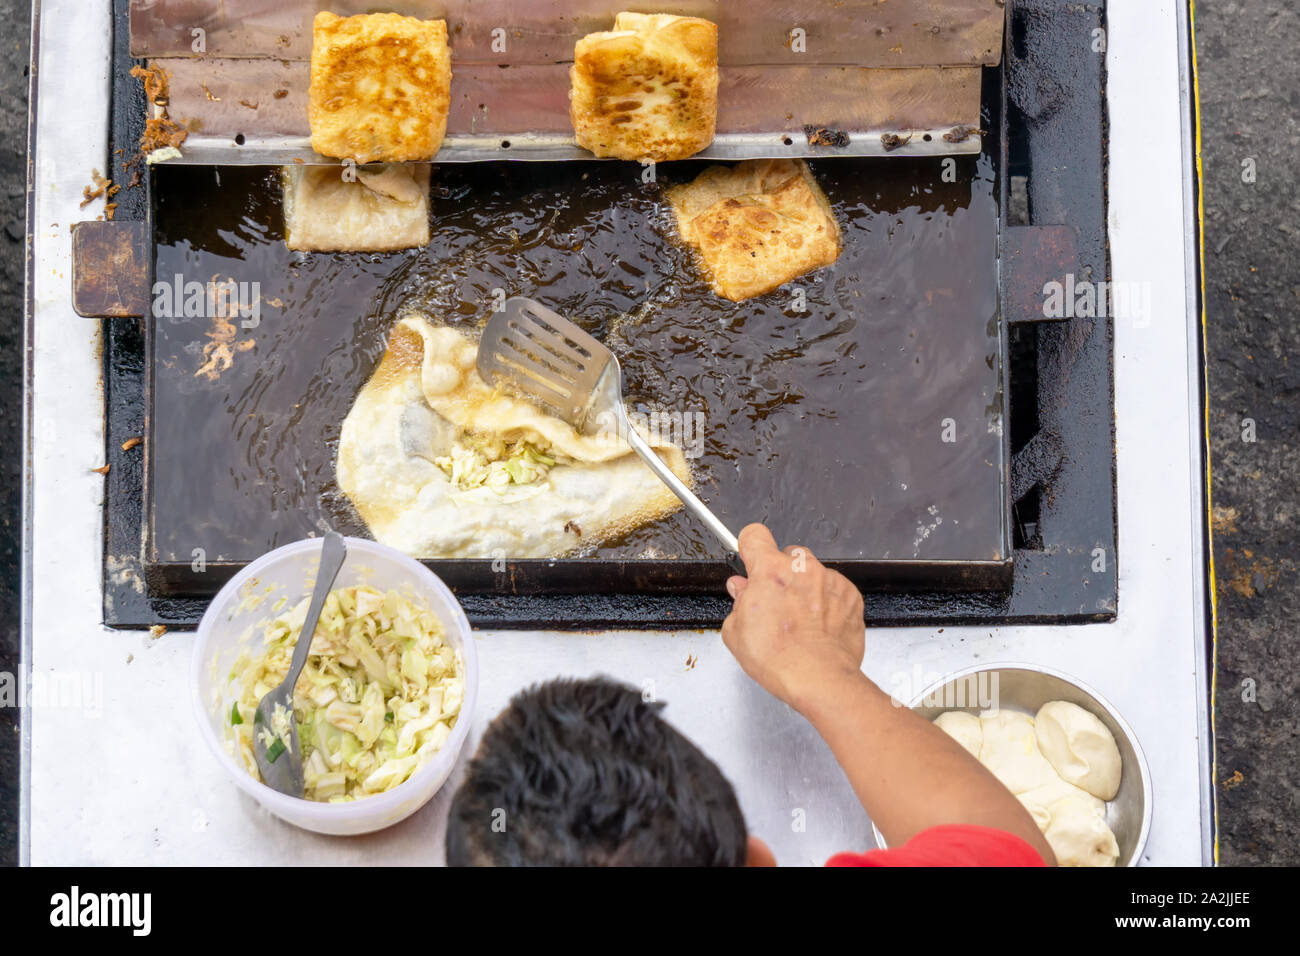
224, 585, 464, 802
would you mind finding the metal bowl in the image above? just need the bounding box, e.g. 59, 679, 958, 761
871, 663, 1152, 866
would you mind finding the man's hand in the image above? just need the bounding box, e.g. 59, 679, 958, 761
720, 524, 1056, 863
721, 524, 865, 714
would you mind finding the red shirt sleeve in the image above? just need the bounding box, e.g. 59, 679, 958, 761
826, 824, 1047, 867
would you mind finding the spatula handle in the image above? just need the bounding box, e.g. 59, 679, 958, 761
622, 413, 746, 578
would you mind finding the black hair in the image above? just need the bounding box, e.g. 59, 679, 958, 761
445, 677, 748, 866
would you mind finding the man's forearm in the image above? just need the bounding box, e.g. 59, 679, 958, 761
794, 669, 1056, 864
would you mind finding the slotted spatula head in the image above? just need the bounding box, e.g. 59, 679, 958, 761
477, 297, 619, 432
474, 296, 747, 573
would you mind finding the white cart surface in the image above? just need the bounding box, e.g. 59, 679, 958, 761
22, 0, 1213, 865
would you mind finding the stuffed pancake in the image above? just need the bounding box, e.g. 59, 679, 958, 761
337, 314, 691, 558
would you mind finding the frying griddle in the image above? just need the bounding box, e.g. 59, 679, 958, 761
89, 0, 1122, 627
128, 0, 1011, 593
144, 134, 1009, 595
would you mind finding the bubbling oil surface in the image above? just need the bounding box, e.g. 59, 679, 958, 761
150, 158, 1003, 565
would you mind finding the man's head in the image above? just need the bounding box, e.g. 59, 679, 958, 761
446, 677, 749, 866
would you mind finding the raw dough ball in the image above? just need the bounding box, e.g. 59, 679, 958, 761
1042, 793, 1120, 867
1017, 777, 1102, 831
1034, 700, 1123, 800
933, 711, 983, 758
977, 710, 1061, 795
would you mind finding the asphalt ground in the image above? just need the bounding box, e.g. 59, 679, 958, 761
0, 2, 1294, 866
1197, 0, 1300, 866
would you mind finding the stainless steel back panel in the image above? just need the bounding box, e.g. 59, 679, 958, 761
131, 0, 999, 162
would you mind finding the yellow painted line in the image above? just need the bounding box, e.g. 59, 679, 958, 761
1188, 0, 1220, 866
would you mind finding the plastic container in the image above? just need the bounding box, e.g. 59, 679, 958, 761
191, 536, 478, 835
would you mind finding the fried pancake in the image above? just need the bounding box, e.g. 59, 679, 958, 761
282, 164, 431, 252
308, 12, 451, 164
337, 316, 690, 558
667, 159, 841, 301
570, 12, 718, 163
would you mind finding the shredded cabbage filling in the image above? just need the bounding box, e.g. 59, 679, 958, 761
434, 436, 561, 492
224, 585, 464, 802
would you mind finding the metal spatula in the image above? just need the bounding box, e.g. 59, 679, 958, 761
477, 297, 745, 576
